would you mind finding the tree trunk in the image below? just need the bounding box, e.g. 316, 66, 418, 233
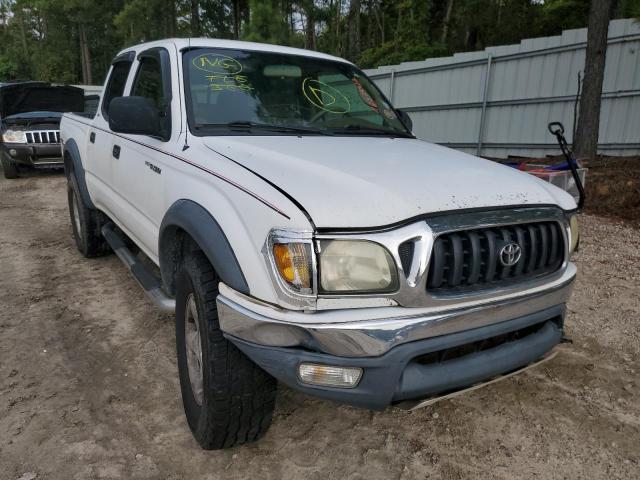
79, 24, 92, 85
573, 0, 614, 160
290, 1, 295, 37
366, 0, 372, 49
167, 0, 177, 37
347, 0, 361, 60
304, 1, 316, 50
190, 0, 200, 36
440, 0, 454, 44
335, 0, 342, 56
372, 2, 384, 44
232, 0, 240, 39
16, 8, 29, 58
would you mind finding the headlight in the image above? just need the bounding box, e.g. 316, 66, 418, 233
318, 240, 398, 293
271, 241, 313, 293
2, 130, 27, 143
568, 214, 579, 254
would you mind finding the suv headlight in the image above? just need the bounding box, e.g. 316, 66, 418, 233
2, 130, 27, 143
568, 214, 579, 254
318, 240, 398, 293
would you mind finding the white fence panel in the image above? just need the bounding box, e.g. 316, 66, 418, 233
365, 19, 640, 158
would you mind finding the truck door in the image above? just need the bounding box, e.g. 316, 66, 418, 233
110, 47, 174, 259
85, 54, 134, 214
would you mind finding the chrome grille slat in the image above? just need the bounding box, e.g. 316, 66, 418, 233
24, 130, 60, 144
448, 233, 463, 287
513, 226, 526, 276
526, 225, 538, 273
484, 230, 497, 282
427, 221, 565, 293
466, 231, 481, 284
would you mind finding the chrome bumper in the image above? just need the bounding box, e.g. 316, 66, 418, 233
217, 263, 576, 358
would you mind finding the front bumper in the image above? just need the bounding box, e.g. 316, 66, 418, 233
218, 263, 576, 357
218, 264, 575, 409
1, 143, 63, 167
230, 307, 563, 410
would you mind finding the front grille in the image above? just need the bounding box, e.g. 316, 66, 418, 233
26, 131, 60, 144
427, 221, 564, 293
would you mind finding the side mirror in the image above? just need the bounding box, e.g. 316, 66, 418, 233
397, 109, 413, 132
109, 96, 163, 138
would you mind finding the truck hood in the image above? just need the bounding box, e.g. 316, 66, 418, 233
0, 83, 84, 119
203, 136, 575, 228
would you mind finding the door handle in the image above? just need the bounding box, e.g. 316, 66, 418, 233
112, 145, 121, 159
89, 132, 96, 143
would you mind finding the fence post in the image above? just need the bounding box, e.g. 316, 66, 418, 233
389, 69, 396, 103
477, 53, 493, 156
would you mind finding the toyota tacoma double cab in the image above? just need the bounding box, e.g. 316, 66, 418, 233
1, 82, 85, 178
60, 39, 579, 450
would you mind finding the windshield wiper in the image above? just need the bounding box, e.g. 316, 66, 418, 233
330, 124, 414, 138
199, 121, 334, 136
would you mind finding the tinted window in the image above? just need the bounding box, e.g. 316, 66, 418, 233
101, 61, 132, 119
131, 54, 171, 137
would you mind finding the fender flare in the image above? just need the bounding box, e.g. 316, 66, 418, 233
63, 138, 95, 209
159, 199, 249, 295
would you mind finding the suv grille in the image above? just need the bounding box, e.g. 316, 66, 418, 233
26, 131, 60, 144
427, 221, 564, 293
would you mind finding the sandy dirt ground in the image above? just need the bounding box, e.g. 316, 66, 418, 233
1, 173, 639, 480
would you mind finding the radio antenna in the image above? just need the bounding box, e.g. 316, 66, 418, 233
182, 36, 191, 151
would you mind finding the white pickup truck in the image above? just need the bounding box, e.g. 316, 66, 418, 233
60, 39, 579, 450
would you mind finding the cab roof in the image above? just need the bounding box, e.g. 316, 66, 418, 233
115, 38, 352, 66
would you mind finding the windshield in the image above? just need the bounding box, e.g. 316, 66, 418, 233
183, 48, 411, 137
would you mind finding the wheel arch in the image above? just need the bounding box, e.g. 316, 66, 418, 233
159, 199, 249, 296
63, 138, 95, 209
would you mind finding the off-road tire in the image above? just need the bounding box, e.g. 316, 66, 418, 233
1, 157, 18, 179
67, 175, 110, 257
176, 251, 277, 449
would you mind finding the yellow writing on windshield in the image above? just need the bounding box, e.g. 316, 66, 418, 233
302, 78, 350, 114
206, 74, 253, 92
193, 53, 243, 75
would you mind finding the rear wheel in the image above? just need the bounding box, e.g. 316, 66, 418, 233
67, 175, 110, 257
176, 251, 277, 449
1, 157, 18, 179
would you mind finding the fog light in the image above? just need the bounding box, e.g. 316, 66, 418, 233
9, 149, 17, 157
298, 363, 362, 388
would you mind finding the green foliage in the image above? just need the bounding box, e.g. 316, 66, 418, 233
0, 0, 639, 85
358, 41, 447, 69
537, 0, 591, 35
114, 0, 175, 45
242, 0, 294, 45
0, 55, 18, 81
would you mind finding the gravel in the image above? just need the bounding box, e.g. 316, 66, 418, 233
0, 174, 638, 479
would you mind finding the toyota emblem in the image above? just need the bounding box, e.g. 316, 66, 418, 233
499, 242, 522, 267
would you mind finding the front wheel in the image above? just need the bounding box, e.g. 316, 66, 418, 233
67, 175, 110, 257
176, 251, 277, 449
1, 157, 19, 179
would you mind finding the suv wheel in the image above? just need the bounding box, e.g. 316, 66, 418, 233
1, 157, 19, 179
67, 175, 110, 257
176, 251, 277, 449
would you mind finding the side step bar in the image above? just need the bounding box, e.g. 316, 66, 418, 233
101, 223, 175, 313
